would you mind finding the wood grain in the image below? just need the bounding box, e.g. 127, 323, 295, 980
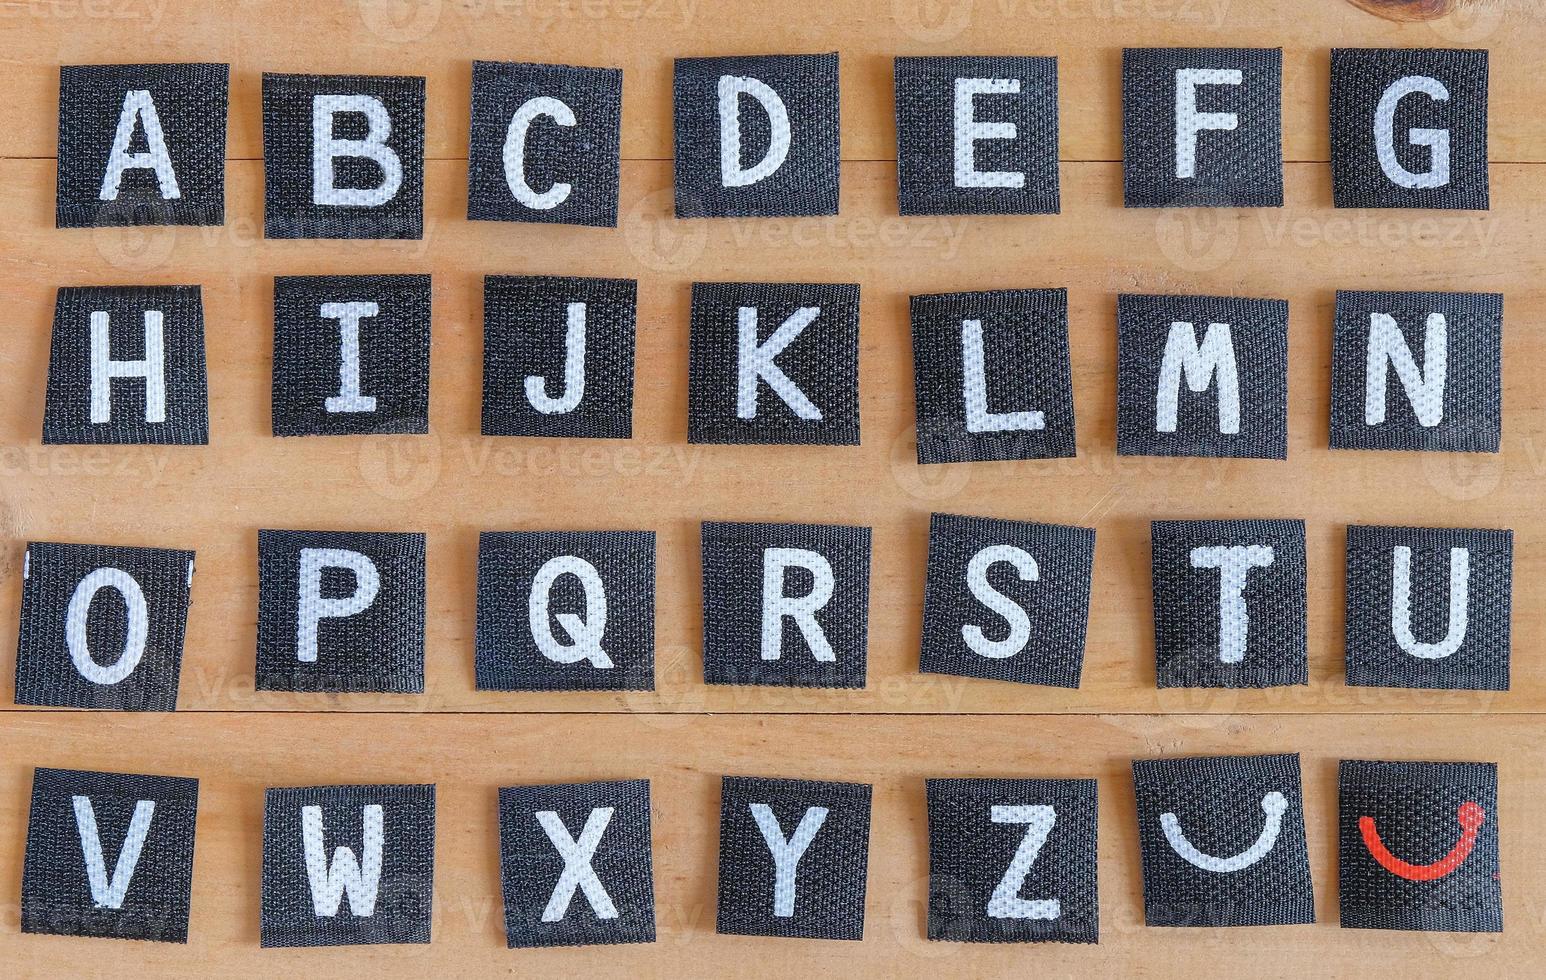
1, 0, 1542, 976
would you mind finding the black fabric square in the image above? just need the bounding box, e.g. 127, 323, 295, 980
262, 73, 425, 240
1329, 290, 1501, 452
15, 541, 194, 711
468, 61, 622, 227
919, 513, 1094, 689
701, 522, 870, 688
482, 276, 637, 439
255, 530, 426, 694
22, 768, 199, 942
1345, 525, 1511, 691
673, 54, 840, 218
1116, 294, 1288, 459
43, 285, 209, 445
893, 56, 1059, 216
476, 530, 655, 692
1122, 48, 1283, 208
688, 281, 859, 445
1330, 49, 1488, 210
909, 288, 1075, 464
716, 776, 871, 940
926, 777, 1098, 943
261, 784, 436, 947
1132, 754, 1313, 927
1338, 760, 1500, 932
272, 274, 431, 437
57, 63, 228, 228
498, 779, 656, 948
1150, 519, 1307, 688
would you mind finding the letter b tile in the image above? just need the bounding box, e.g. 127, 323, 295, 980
261, 73, 425, 240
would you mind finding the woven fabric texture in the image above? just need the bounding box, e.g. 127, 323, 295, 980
57, 63, 228, 228
261, 784, 436, 947
1330, 48, 1488, 210
1345, 525, 1512, 691
476, 530, 655, 691
893, 56, 1059, 216
688, 281, 860, 445
717, 776, 872, 940
926, 777, 1098, 943
673, 54, 840, 218
44, 285, 209, 445
1329, 290, 1502, 452
1122, 47, 1283, 207
1338, 760, 1500, 932
498, 779, 656, 948
262, 73, 425, 240
272, 273, 431, 436
482, 275, 637, 439
919, 513, 1095, 689
1116, 293, 1288, 459
15, 541, 194, 711
701, 521, 871, 688
255, 529, 426, 693
22, 768, 199, 942
1151, 518, 1307, 688
909, 288, 1075, 464
468, 61, 622, 227
1133, 754, 1314, 927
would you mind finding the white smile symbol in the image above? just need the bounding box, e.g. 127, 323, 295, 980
1161, 791, 1288, 873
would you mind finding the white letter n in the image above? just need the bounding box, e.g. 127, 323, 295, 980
1366, 312, 1446, 427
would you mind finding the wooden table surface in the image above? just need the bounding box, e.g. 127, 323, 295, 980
1, 0, 1541, 976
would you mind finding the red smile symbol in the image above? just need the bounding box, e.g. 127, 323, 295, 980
1359, 801, 1485, 881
